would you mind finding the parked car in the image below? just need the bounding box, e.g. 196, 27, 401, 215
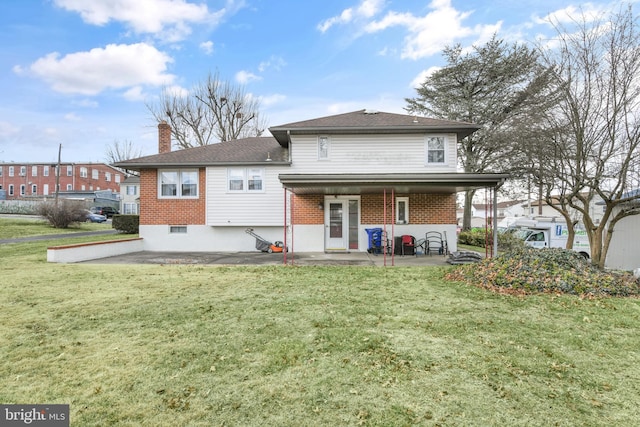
84, 210, 107, 223
90, 206, 119, 218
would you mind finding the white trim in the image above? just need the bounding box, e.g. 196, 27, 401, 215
396, 197, 409, 224
318, 136, 330, 160
425, 135, 447, 166
158, 169, 199, 199
226, 167, 265, 193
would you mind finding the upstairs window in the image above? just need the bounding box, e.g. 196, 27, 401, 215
32, 166, 37, 177
9, 166, 14, 177
92, 169, 99, 179
426, 136, 446, 164
126, 185, 137, 196
43, 166, 49, 176
159, 169, 198, 198
227, 168, 264, 192
20, 166, 26, 176
105, 172, 111, 182
318, 136, 330, 160
66, 165, 73, 176
80, 167, 88, 178
0, 166, 2, 177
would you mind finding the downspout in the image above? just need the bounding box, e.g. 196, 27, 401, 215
493, 184, 499, 257
283, 130, 293, 265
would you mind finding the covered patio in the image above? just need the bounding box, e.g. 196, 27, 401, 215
280, 172, 509, 266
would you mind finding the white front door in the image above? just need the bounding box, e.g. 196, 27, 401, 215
43, 184, 49, 196
325, 200, 347, 250
324, 197, 359, 251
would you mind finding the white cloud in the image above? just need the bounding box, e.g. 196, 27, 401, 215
365, 0, 492, 60
165, 85, 189, 98
534, 3, 607, 27
410, 66, 441, 89
258, 55, 287, 72
123, 86, 146, 101
259, 94, 286, 107
23, 43, 175, 95
53, 0, 228, 42
200, 40, 214, 55
235, 70, 261, 84
72, 99, 99, 108
0, 121, 20, 137
64, 112, 82, 121
317, 0, 385, 33
318, 0, 501, 60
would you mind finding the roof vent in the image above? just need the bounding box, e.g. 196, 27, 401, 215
363, 109, 379, 114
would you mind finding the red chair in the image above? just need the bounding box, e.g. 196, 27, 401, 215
401, 235, 415, 256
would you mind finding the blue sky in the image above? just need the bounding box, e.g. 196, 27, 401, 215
0, 0, 631, 162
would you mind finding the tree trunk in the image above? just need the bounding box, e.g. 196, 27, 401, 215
462, 190, 476, 231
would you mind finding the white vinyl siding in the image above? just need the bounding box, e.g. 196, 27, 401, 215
207, 167, 285, 226
288, 134, 458, 174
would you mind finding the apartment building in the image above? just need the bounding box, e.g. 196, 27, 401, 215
0, 162, 123, 199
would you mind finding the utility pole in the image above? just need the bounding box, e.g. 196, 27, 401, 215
54, 144, 61, 206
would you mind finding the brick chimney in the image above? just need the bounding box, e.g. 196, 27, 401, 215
158, 120, 172, 154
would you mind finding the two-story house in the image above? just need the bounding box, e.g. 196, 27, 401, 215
116, 110, 508, 253
119, 176, 140, 214
0, 162, 123, 199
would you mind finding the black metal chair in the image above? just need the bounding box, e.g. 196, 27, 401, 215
425, 231, 445, 256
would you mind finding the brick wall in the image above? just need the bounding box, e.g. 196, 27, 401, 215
139, 168, 206, 225
291, 194, 324, 224
158, 121, 172, 154
0, 163, 123, 199
291, 192, 457, 225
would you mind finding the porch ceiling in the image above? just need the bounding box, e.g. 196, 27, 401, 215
279, 173, 509, 194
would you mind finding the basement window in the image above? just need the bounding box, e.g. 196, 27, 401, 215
169, 226, 187, 234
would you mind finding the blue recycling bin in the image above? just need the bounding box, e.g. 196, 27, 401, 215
365, 228, 383, 254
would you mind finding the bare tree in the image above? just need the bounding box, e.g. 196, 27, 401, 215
536, 5, 640, 268
105, 139, 143, 176
146, 71, 268, 149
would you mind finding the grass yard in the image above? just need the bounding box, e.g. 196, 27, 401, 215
1, 219, 639, 426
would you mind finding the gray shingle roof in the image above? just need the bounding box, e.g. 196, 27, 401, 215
115, 137, 288, 169
269, 109, 480, 145
115, 110, 481, 169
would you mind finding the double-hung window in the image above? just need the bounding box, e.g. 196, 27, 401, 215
318, 136, 330, 160
227, 168, 264, 192
425, 136, 446, 165
159, 169, 198, 198
80, 167, 88, 178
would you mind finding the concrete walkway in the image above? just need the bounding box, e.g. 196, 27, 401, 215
81, 250, 452, 267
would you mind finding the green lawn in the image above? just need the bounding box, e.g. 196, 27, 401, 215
1, 219, 639, 426
0, 216, 113, 239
